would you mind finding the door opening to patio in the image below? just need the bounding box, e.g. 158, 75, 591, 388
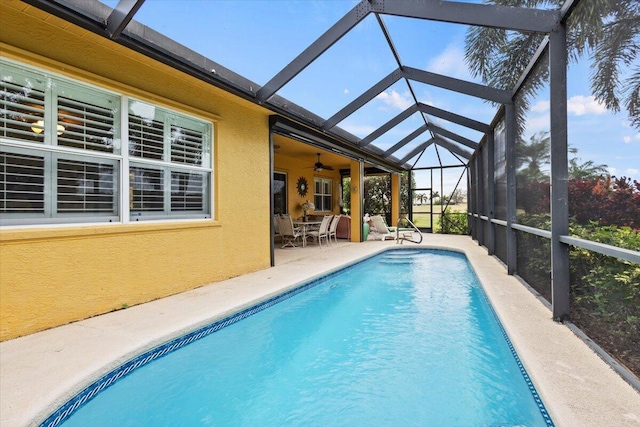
273, 172, 287, 215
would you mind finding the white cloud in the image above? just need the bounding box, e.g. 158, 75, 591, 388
343, 88, 349, 95
626, 168, 639, 176
523, 115, 550, 136
567, 95, 607, 116
375, 90, 413, 111
531, 100, 550, 113
531, 96, 609, 117
427, 44, 473, 80
624, 136, 632, 143
608, 167, 617, 175
339, 122, 378, 138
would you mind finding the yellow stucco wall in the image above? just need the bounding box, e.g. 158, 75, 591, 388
0, 1, 272, 340
349, 160, 363, 242
274, 154, 342, 219
391, 173, 401, 226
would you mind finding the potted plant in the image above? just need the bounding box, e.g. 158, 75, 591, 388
301, 200, 315, 221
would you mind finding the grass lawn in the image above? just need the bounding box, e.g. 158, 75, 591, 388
411, 203, 467, 232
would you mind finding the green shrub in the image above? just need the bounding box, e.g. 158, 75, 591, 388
515, 215, 639, 329
570, 224, 640, 325
439, 210, 468, 235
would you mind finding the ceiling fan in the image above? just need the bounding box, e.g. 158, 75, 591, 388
310, 153, 334, 172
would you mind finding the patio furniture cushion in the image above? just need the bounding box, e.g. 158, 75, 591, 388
336, 215, 351, 239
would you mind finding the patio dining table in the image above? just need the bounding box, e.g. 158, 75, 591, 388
292, 220, 322, 247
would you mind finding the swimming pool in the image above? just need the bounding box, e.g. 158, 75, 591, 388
44, 248, 554, 426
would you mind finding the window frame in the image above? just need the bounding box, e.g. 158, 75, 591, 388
127, 98, 212, 222
1, 58, 214, 227
313, 177, 332, 212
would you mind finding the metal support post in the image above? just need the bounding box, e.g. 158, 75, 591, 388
486, 130, 496, 255
505, 103, 517, 275
550, 26, 570, 321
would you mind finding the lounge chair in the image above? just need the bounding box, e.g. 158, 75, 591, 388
369, 215, 396, 241
307, 215, 332, 247
277, 214, 302, 248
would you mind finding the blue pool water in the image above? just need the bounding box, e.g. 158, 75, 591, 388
47, 249, 553, 426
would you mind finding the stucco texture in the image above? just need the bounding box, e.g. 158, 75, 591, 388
0, 1, 272, 340
274, 154, 342, 220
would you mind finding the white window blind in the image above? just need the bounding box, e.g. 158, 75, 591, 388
1, 59, 213, 226
129, 115, 164, 160
130, 166, 164, 213
128, 99, 211, 220
57, 95, 116, 153
171, 170, 206, 211
171, 124, 204, 166
0, 65, 46, 143
0, 150, 45, 214
56, 157, 116, 214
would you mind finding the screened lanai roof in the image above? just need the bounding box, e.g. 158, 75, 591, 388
22, 0, 571, 172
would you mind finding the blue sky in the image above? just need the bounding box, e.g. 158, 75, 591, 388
105, 0, 639, 190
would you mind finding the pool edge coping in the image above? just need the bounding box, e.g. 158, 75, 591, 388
3, 237, 639, 427
41, 246, 556, 427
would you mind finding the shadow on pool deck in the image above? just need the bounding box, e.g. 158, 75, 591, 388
1, 234, 639, 426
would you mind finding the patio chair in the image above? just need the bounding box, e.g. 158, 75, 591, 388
328, 215, 340, 244
307, 215, 332, 247
277, 215, 302, 248
273, 214, 282, 243
369, 215, 396, 241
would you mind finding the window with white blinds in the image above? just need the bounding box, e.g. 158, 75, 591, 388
128, 100, 211, 219
0, 59, 213, 226
0, 66, 46, 144
129, 115, 164, 160
56, 157, 117, 214
57, 95, 117, 153
130, 166, 164, 213
0, 150, 45, 214
171, 171, 205, 211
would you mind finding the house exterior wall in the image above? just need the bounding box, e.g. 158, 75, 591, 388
0, 1, 271, 340
274, 154, 342, 219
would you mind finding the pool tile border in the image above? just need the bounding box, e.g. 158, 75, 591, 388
40, 259, 368, 427
41, 248, 554, 427
479, 280, 555, 427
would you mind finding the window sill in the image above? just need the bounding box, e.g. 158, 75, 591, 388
0, 218, 220, 243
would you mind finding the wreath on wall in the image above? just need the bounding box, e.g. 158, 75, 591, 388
297, 176, 308, 197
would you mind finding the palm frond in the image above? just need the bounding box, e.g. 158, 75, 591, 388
591, 11, 640, 113
465, 26, 506, 81
624, 68, 640, 128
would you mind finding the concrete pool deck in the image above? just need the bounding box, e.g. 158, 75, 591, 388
1, 234, 639, 426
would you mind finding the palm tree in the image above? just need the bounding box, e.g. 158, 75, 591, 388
465, 0, 640, 130
517, 131, 551, 182
567, 146, 609, 179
